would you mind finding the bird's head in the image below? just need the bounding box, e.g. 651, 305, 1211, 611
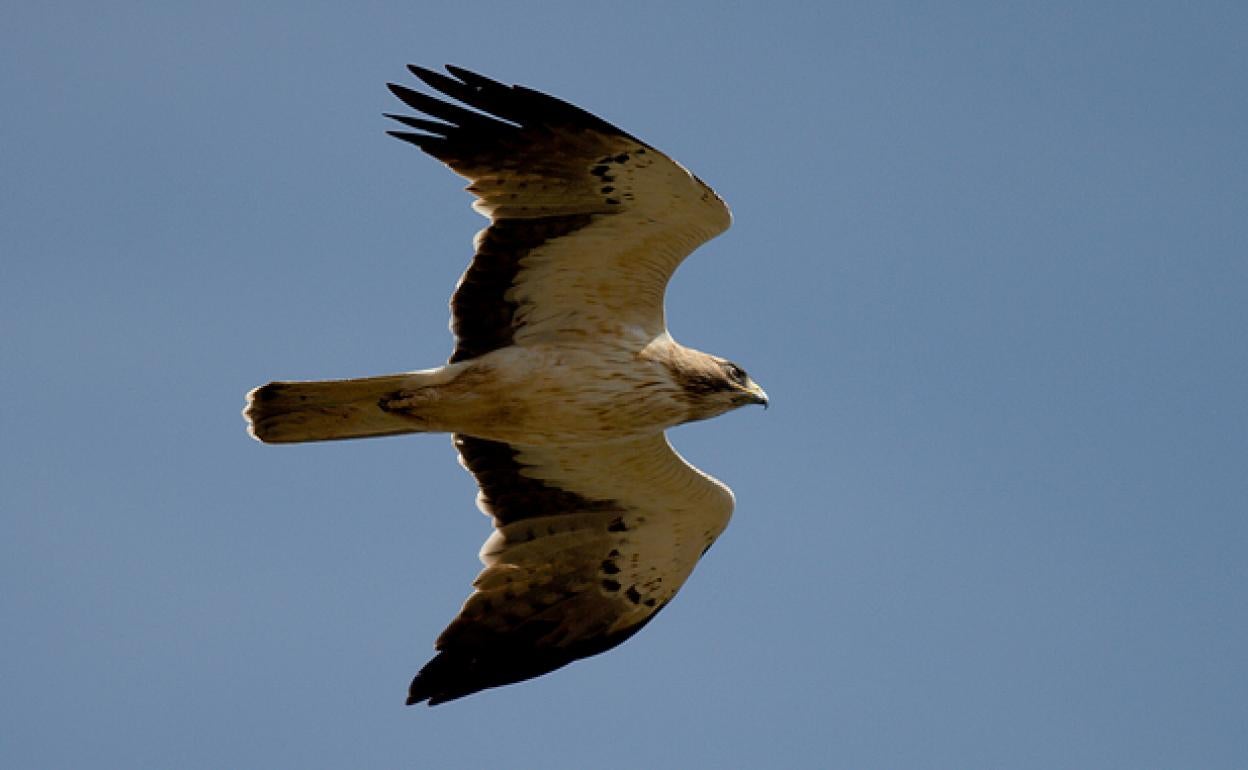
671, 354, 768, 422
717, 359, 769, 410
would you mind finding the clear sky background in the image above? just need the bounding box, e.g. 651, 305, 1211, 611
3, 2, 1246, 768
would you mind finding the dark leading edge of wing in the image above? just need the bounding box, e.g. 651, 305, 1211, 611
455, 435, 624, 525
385, 65, 649, 364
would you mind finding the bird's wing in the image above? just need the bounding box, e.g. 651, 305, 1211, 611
407, 432, 734, 705
386, 65, 732, 363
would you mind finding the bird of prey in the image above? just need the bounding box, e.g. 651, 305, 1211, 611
244, 64, 767, 706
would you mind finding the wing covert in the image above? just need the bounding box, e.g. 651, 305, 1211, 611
386, 65, 732, 362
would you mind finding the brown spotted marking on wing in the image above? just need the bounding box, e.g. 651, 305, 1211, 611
385, 65, 732, 363
405, 433, 734, 705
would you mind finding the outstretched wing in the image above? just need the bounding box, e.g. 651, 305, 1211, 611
386, 65, 732, 363
407, 432, 734, 705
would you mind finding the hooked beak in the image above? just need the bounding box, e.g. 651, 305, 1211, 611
745, 380, 769, 409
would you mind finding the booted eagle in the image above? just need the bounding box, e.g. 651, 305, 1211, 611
244, 65, 766, 706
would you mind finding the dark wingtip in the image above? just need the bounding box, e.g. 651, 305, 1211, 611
386, 81, 418, 104
405, 651, 476, 707
386, 130, 438, 150
402, 604, 671, 706
444, 64, 505, 90
387, 63, 640, 147
408, 65, 461, 94
405, 63, 441, 82
384, 112, 452, 135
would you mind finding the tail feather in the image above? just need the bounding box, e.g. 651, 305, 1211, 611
244, 372, 435, 444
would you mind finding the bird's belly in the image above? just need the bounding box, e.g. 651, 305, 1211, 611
447, 348, 686, 445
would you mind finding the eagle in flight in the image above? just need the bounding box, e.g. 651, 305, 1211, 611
244, 65, 767, 705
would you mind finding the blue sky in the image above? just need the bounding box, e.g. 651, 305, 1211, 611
3, 2, 1246, 768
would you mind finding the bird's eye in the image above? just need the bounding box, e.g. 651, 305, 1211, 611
725, 363, 748, 383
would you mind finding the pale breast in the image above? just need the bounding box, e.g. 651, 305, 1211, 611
450, 345, 689, 445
